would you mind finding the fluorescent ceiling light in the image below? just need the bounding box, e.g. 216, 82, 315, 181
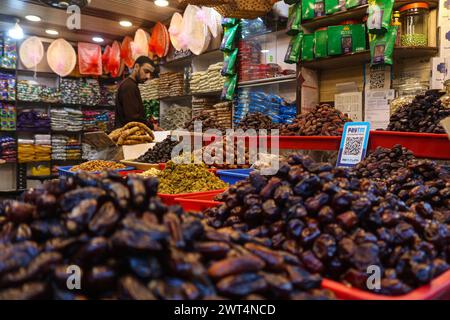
120, 20, 133, 27
154, 0, 169, 7
92, 36, 104, 43
45, 29, 59, 35
25, 15, 41, 22
8, 22, 24, 40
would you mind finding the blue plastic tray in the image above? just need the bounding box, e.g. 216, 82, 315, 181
217, 169, 253, 185
58, 166, 135, 177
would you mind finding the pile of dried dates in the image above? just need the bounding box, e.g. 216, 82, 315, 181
184, 112, 225, 133
136, 137, 179, 164
204, 154, 450, 295
387, 90, 450, 133
280, 104, 352, 136
0, 172, 332, 300
237, 113, 279, 131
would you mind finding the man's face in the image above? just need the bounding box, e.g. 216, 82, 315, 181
135, 63, 154, 83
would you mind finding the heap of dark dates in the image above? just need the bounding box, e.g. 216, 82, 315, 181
137, 137, 178, 164
184, 112, 225, 133
387, 90, 450, 133
280, 104, 352, 136
0, 172, 332, 300
355, 145, 450, 213
204, 154, 450, 295
237, 113, 279, 131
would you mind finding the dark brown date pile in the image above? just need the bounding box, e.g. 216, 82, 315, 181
237, 113, 279, 131
280, 104, 352, 136
0, 172, 332, 300
184, 112, 226, 133
387, 90, 450, 133
354, 145, 450, 212
136, 137, 178, 164
204, 154, 450, 295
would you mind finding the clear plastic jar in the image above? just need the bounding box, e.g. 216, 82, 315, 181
399, 2, 429, 47
390, 78, 428, 114
439, 79, 450, 108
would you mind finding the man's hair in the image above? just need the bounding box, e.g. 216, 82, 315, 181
134, 56, 159, 77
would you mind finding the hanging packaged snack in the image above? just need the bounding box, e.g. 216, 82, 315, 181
370, 26, 397, 65
367, 0, 395, 34
222, 18, 238, 27
285, 32, 303, 64
302, 0, 325, 20
287, 3, 302, 36
220, 24, 239, 52
351, 24, 366, 52
221, 74, 237, 101
325, 0, 346, 14
301, 34, 314, 61
222, 48, 238, 76
346, 0, 368, 9
327, 25, 344, 55
314, 28, 328, 58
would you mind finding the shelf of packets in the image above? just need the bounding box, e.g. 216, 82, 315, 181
190, 62, 226, 94
0, 136, 17, 163
18, 135, 52, 163
51, 135, 81, 161
0, 33, 17, 70
17, 110, 50, 132
233, 88, 297, 126
50, 108, 83, 132
82, 110, 115, 132
0, 71, 16, 101
0, 103, 16, 131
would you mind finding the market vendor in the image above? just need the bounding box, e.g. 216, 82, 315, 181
115, 56, 160, 130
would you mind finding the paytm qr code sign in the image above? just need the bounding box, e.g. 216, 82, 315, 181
337, 122, 371, 167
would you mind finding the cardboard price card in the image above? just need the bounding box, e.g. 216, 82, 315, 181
337, 122, 371, 167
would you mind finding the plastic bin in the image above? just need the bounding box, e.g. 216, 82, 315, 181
57, 166, 135, 177
217, 169, 253, 184
158, 189, 227, 206
118, 170, 144, 176
175, 192, 224, 212
322, 269, 450, 300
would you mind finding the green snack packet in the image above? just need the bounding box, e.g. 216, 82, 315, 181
370, 26, 397, 65
285, 33, 303, 64
302, 0, 325, 20
351, 24, 366, 52
327, 25, 343, 55
301, 34, 314, 61
367, 0, 394, 35
287, 3, 302, 36
220, 25, 239, 52
222, 18, 238, 27
345, 0, 368, 9
221, 74, 237, 101
222, 48, 238, 76
314, 29, 328, 58
284, 0, 300, 4
325, 0, 345, 14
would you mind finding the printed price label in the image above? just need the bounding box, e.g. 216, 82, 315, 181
337, 122, 371, 167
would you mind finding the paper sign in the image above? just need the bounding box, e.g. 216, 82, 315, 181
441, 116, 450, 140
337, 122, 371, 167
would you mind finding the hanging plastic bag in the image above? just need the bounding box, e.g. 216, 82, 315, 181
102, 45, 111, 75
221, 48, 238, 76
121, 36, 134, 69
47, 38, 76, 77
370, 26, 397, 65
220, 24, 239, 52
221, 74, 237, 101
285, 33, 303, 64
78, 42, 102, 75
109, 41, 121, 78
19, 36, 44, 69
367, 0, 394, 34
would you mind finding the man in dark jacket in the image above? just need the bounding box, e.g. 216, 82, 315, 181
115, 56, 159, 129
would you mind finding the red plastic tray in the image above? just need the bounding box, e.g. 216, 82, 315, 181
158, 189, 227, 206
118, 170, 143, 176
175, 192, 223, 212
323, 269, 450, 300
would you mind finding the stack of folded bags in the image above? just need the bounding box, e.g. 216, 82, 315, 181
140, 79, 159, 100
79, 79, 101, 106
0, 103, 16, 131
0, 136, 17, 163
100, 83, 117, 106
190, 62, 225, 93
60, 79, 80, 105
34, 134, 52, 162
82, 110, 115, 132
159, 72, 184, 98
18, 138, 35, 163
17, 80, 41, 101
50, 108, 83, 132
52, 134, 81, 160
17, 109, 50, 132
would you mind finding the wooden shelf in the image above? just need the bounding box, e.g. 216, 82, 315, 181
302, 1, 438, 31
301, 47, 438, 70
162, 49, 223, 68
0, 67, 16, 74
17, 69, 58, 77
238, 74, 297, 88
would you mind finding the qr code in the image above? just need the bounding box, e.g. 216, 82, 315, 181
369, 70, 385, 90
343, 137, 363, 156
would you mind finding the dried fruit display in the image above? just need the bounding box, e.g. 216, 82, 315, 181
109, 122, 154, 146
237, 113, 279, 131
280, 104, 352, 136
70, 160, 126, 172
0, 172, 332, 300
184, 112, 225, 133
205, 154, 450, 295
387, 90, 450, 133
136, 137, 179, 164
